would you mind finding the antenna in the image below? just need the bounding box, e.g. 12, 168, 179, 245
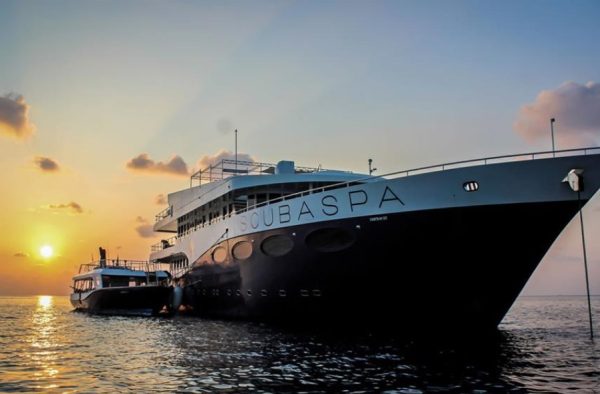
563, 169, 594, 339
550, 118, 556, 157
368, 158, 377, 175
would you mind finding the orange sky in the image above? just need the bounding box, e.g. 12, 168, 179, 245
1, 1, 599, 296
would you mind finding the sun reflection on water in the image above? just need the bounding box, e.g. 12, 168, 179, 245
38, 295, 52, 309
26, 295, 64, 388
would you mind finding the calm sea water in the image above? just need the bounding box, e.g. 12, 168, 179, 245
0, 296, 598, 393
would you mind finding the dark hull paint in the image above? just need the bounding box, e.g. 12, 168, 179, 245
181, 200, 583, 332
71, 286, 172, 316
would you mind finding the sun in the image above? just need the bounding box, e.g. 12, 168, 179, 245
40, 245, 53, 258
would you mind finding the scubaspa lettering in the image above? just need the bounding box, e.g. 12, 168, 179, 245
239, 186, 403, 231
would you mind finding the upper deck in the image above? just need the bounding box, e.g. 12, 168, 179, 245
74, 259, 169, 278
153, 147, 600, 237
153, 159, 366, 232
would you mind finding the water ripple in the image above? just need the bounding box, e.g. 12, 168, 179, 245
0, 296, 598, 392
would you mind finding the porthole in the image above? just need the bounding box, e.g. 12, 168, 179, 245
232, 240, 253, 260
261, 289, 268, 297
261, 234, 294, 257
463, 181, 479, 192
312, 289, 322, 297
212, 246, 228, 263
305, 228, 355, 253
236, 289, 241, 297
279, 289, 287, 297
300, 289, 309, 297
247, 289, 252, 297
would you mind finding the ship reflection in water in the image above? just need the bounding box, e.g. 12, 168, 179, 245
0, 295, 598, 392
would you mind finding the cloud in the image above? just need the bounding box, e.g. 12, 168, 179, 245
13, 252, 29, 258
45, 201, 84, 214
33, 156, 60, 172
134, 217, 155, 238
0, 93, 36, 139
217, 118, 234, 134
195, 149, 255, 172
514, 81, 600, 147
126, 153, 189, 176
155, 194, 167, 205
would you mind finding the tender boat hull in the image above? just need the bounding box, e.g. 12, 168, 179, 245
70, 286, 172, 316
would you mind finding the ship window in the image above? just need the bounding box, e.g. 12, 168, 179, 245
102, 275, 129, 288
463, 181, 479, 192
212, 246, 228, 264
305, 228, 355, 253
261, 234, 294, 257
74, 278, 95, 292
232, 241, 253, 260
261, 289, 268, 297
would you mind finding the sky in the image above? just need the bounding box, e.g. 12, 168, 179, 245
1, 0, 600, 296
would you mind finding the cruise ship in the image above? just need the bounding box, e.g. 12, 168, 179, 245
150, 148, 600, 332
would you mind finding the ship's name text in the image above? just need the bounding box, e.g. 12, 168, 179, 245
239, 186, 403, 231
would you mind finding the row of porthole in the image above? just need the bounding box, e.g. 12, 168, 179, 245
212, 227, 356, 263
201, 288, 322, 297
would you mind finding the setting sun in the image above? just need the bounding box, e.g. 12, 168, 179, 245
40, 245, 53, 258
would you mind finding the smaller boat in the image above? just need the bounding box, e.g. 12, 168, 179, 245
70, 248, 172, 316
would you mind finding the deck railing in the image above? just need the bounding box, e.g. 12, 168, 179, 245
155, 206, 172, 222
151, 236, 177, 252
188, 159, 324, 187
231, 147, 600, 216
150, 146, 600, 253
77, 259, 168, 274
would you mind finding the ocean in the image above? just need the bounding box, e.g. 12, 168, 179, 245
0, 295, 598, 393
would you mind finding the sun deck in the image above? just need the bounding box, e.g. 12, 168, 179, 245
76, 259, 168, 275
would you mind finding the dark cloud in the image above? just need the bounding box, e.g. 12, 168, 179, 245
33, 156, 60, 172
126, 153, 189, 176
0, 93, 36, 139
136, 224, 155, 238
155, 194, 167, 205
514, 81, 600, 147
196, 150, 255, 172
134, 217, 155, 238
13, 252, 29, 258
217, 118, 234, 134
46, 201, 83, 214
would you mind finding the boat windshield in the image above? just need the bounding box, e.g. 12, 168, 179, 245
73, 278, 95, 293
102, 275, 148, 287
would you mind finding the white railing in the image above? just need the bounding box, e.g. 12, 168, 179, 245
188, 159, 324, 187
231, 147, 599, 216
151, 236, 178, 252
78, 259, 168, 274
